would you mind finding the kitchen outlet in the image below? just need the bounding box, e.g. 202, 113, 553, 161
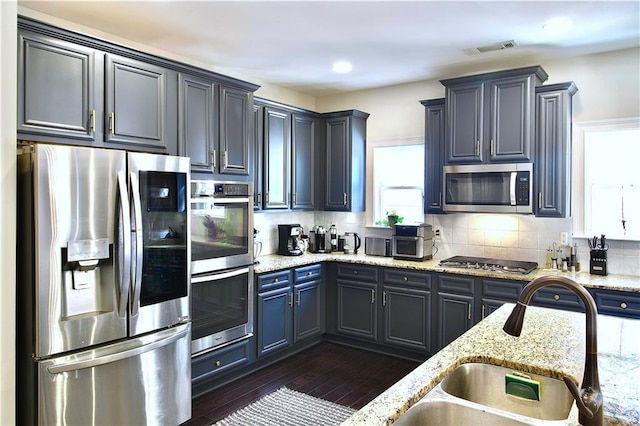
434, 227, 442, 239
560, 232, 569, 245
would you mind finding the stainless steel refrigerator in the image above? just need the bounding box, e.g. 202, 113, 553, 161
17, 143, 192, 425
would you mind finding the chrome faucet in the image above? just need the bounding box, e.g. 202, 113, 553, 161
503, 276, 603, 426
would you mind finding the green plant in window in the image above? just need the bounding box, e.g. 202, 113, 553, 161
386, 210, 404, 227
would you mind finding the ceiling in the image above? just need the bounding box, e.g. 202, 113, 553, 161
18, 1, 640, 96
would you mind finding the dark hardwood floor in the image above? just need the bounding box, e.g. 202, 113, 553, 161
184, 342, 421, 425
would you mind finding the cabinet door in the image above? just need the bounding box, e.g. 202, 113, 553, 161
535, 83, 576, 217
336, 280, 377, 341
480, 278, 525, 320
219, 85, 251, 175
487, 75, 533, 162
18, 31, 99, 142
422, 99, 445, 213
293, 280, 322, 342
291, 113, 316, 210
446, 81, 484, 163
263, 106, 291, 209
257, 286, 292, 357
383, 286, 431, 352
324, 117, 350, 211
437, 292, 474, 349
252, 104, 264, 210
104, 54, 175, 153
178, 73, 216, 173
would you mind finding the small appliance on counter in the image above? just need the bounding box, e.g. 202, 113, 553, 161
343, 232, 361, 254
392, 223, 434, 261
365, 237, 392, 257
278, 224, 304, 256
309, 225, 328, 253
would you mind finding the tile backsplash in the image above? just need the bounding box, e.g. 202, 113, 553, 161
254, 211, 640, 277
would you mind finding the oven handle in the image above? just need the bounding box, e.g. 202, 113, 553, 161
191, 266, 251, 283
510, 171, 517, 206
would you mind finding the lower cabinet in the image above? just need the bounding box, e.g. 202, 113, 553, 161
336, 279, 378, 341
480, 278, 526, 319
435, 274, 476, 350
589, 288, 640, 319
257, 265, 323, 358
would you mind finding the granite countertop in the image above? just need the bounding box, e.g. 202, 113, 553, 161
341, 304, 640, 426
254, 252, 640, 293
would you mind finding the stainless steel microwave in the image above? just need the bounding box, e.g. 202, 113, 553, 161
443, 163, 533, 214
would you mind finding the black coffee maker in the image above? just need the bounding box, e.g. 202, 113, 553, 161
278, 224, 303, 256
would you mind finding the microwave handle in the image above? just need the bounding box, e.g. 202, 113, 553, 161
510, 171, 517, 206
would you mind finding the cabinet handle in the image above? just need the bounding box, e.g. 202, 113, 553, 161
383, 291, 387, 306
371, 289, 375, 304
343, 193, 347, 206
257, 193, 262, 205
289, 292, 293, 307
353, 270, 358, 275
476, 140, 480, 157
109, 112, 115, 135
554, 294, 560, 301
90, 109, 96, 132
223, 150, 228, 169
482, 305, 486, 319
296, 290, 301, 306
403, 276, 408, 282
439, 191, 443, 207
307, 271, 313, 276
274, 278, 279, 283
621, 302, 628, 309
215, 360, 221, 367
538, 192, 543, 208
292, 193, 296, 205
490, 139, 495, 156
265, 192, 269, 204
468, 303, 472, 320
210, 150, 217, 171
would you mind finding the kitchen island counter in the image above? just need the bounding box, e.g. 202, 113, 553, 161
254, 253, 640, 293
341, 304, 640, 425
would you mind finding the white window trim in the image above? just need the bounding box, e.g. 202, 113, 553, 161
366, 136, 424, 228
571, 117, 640, 240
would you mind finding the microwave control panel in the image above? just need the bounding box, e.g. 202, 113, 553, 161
516, 171, 530, 205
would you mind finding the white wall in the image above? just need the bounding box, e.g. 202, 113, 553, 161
1, 2, 17, 424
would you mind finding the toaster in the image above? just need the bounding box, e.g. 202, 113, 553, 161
365, 237, 392, 257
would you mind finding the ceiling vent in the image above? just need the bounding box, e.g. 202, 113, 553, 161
464, 40, 518, 55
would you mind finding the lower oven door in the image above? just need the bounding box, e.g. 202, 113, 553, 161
392, 236, 424, 259
191, 265, 254, 356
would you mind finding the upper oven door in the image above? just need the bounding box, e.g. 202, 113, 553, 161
191, 193, 253, 274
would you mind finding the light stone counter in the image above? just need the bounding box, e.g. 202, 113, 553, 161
340, 304, 640, 426
254, 252, 640, 293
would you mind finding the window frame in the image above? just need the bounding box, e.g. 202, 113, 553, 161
571, 117, 640, 241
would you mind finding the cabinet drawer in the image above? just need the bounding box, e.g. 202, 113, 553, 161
591, 289, 640, 319
532, 286, 585, 312
337, 264, 378, 283
482, 279, 525, 302
383, 268, 431, 289
437, 274, 475, 295
192, 338, 250, 384
257, 269, 292, 292
294, 264, 322, 283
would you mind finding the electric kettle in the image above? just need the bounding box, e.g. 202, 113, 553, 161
343, 232, 361, 254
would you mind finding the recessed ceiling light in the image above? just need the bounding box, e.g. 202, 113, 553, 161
543, 17, 573, 35
332, 61, 352, 74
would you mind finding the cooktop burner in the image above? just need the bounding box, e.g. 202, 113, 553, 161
438, 256, 538, 275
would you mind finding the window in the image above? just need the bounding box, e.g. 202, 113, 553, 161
573, 118, 640, 240
368, 140, 424, 226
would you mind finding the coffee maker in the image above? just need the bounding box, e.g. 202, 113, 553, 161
278, 224, 303, 256
309, 225, 328, 253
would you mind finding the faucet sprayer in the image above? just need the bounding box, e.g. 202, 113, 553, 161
503, 276, 603, 426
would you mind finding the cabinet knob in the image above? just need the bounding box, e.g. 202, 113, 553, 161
215, 360, 221, 367
354, 271, 358, 275
554, 294, 560, 301
403, 276, 408, 282
274, 278, 279, 283
621, 302, 628, 309
308, 271, 313, 276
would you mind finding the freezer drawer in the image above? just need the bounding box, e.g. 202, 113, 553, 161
35, 323, 191, 426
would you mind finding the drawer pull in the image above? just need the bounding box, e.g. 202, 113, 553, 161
274, 278, 279, 283
621, 302, 628, 309
403, 276, 408, 282
308, 271, 313, 276
354, 271, 358, 275
554, 294, 560, 301
215, 360, 221, 367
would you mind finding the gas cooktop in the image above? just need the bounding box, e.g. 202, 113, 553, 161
438, 256, 538, 275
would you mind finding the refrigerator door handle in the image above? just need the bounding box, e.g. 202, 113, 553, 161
129, 171, 144, 317
47, 324, 189, 374
116, 171, 132, 318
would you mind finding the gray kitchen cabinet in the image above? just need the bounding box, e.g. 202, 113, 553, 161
441, 66, 548, 164
534, 82, 578, 217
219, 85, 252, 175
321, 110, 369, 211
291, 113, 317, 210
293, 264, 323, 341
17, 29, 101, 144
336, 264, 379, 341
420, 98, 446, 214
263, 105, 292, 209
252, 103, 264, 210
382, 269, 432, 353
104, 53, 177, 153
480, 278, 526, 320
178, 73, 217, 173
435, 274, 476, 349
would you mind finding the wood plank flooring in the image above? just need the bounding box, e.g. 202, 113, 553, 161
184, 342, 420, 425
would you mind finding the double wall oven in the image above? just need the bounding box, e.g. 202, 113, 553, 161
190, 181, 254, 356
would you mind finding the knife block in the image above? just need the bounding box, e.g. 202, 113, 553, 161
589, 250, 607, 276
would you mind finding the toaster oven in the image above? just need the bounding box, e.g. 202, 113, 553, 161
392, 224, 434, 261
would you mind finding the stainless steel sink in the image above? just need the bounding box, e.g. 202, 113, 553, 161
393, 398, 532, 426
394, 363, 575, 425
440, 363, 574, 420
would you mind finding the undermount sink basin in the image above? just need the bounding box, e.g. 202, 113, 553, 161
440, 363, 574, 420
394, 363, 575, 425
394, 398, 532, 426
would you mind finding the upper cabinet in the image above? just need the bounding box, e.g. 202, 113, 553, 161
291, 113, 317, 210
420, 98, 445, 214
535, 82, 578, 218
263, 104, 292, 209
321, 110, 369, 212
219, 85, 253, 175
441, 66, 548, 164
